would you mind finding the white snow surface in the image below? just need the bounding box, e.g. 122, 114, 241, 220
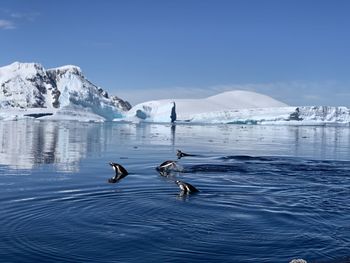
0, 62, 130, 121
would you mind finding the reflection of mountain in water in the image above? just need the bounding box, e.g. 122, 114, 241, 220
0, 121, 115, 171
0, 121, 178, 171
1, 120, 350, 171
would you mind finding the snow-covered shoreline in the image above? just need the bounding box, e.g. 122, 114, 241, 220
0, 106, 112, 122
187, 106, 350, 125
1, 105, 350, 126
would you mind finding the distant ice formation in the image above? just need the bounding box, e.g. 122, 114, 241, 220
124, 91, 350, 125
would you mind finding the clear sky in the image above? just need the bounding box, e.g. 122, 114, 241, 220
1, 0, 349, 106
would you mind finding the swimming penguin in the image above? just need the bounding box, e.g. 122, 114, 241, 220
175, 180, 199, 194
156, 160, 179, 175
176, 149, 196, 159
108, 162, 128, 183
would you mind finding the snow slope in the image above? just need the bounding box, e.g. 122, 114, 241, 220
0, 62, 131, 121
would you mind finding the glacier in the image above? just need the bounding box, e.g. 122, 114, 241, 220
0, 62, 131, 121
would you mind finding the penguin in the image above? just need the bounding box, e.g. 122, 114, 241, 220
108, 162, 128, 183
176, 149, 196, 159
175, 180, 199, 194
156, 160, 183, 176
156, 160, 177, 171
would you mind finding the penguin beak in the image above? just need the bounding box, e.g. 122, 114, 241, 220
109, 162, 113, 166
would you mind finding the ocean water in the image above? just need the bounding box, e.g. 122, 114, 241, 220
1, 120, 350, 263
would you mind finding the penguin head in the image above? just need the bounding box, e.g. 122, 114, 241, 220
176, 150, 182, 158
109, 162, 128, 175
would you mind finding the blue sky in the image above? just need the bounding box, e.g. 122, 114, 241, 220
0, 0, 349, 105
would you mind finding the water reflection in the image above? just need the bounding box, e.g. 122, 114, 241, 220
0, 120, 134, 171
0, 120, 349, 171
171, 124, 176, 146
0, 121, 176, 171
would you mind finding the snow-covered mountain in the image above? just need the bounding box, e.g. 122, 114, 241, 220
0, 62, 131, 121
125, 91, 350, 125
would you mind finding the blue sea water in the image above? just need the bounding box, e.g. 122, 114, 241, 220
1, 120, 350, 263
